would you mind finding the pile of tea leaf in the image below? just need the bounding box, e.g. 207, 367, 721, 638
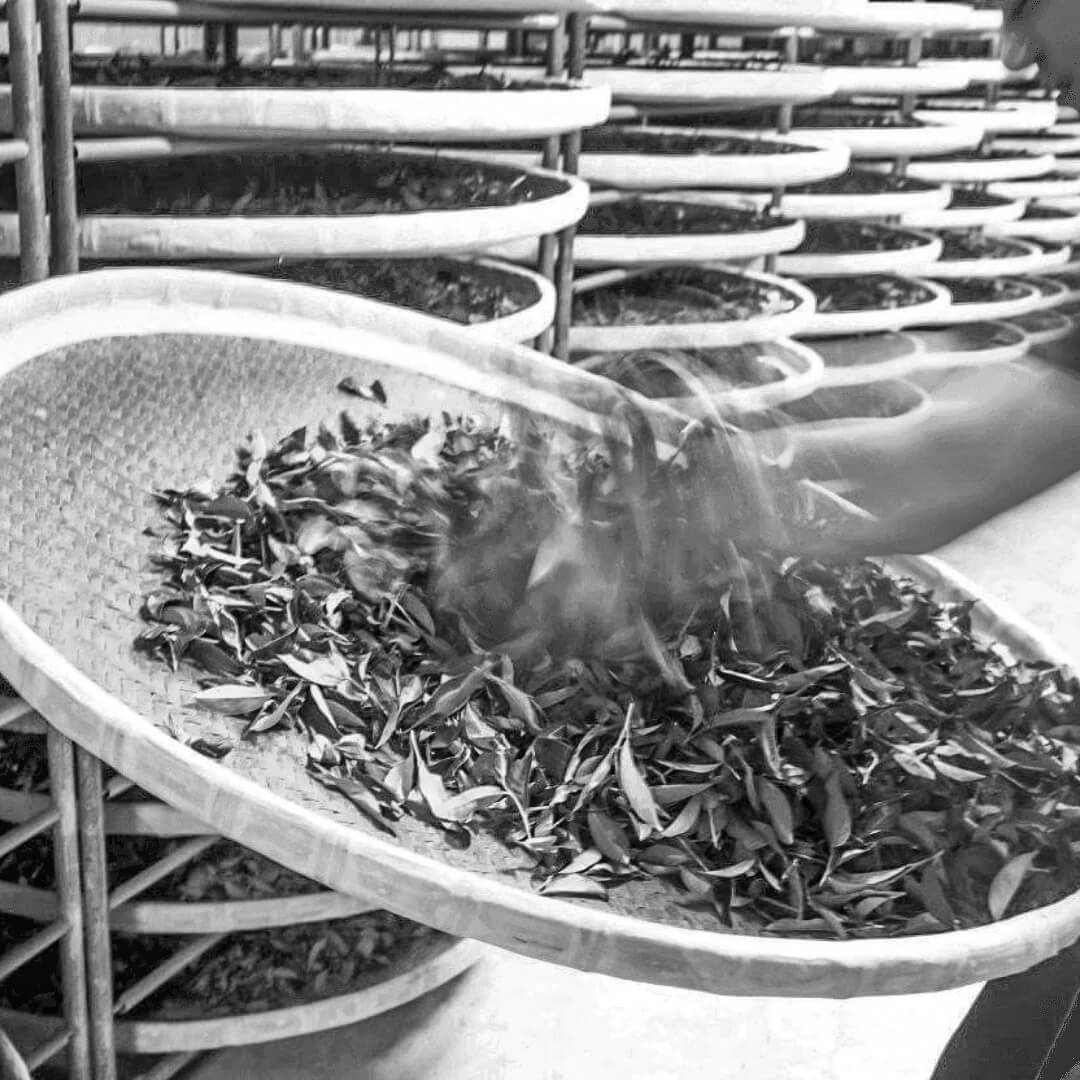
137, 404, 1080, 939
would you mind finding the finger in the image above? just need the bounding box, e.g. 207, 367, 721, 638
1002, 27, 1038, 71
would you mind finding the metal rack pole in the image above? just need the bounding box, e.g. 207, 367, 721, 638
39, 0, 79, 275
7, 0, 49, 282
552, 11, 586, 362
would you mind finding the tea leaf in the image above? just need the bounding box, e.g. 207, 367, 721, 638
541, 875, 609, 901
588, 809, 632, 868
618, 732, 662, 833
194, 684, 271, 716
757, 778, 795, 846
823, 773, 851, 849
988, 852, 1039, 921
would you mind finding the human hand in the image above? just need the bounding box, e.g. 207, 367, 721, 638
1000, 0, 1080, 107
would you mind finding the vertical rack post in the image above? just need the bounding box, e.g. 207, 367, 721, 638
223, 24, 239, 65
44, 730, 92, 1080
534, 15, 567, 353
8, 0, 49, 282
39, 0, 79, 275
75, 746, 117, 1080
765, 28, 800, 274
552, 12, 586, 362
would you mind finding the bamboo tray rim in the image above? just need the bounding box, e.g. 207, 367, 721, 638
901, 320, 1032, 369
814, 331, 929, 388
929, 240, 1071, 279
0, 269, 1077, 998
0, 935, 481, 1052
12, 81, 613, 142
0, 879, 377, 932
775, 230, 944, 278
1005, 309, 1074, 346
188, 256, 557, 346
574, 335, 826, 415
798, 277, 952, 338
781, 377, 933, 446
914, 278, 1047, 326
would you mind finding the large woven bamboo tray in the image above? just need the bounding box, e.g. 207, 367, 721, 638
0, 149, 588, 260
533, 64, 840, 111
0, 269, 1078, 999
0, 934, 480, 1052
471, 131, 850, 190
609, 0, 999, 34
0, 80, 611, 143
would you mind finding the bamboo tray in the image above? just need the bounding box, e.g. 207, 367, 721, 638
1045, 155, 1080, 178
574, 336, 825, 414
610, 0, 999, 34
0, 80, 612, 143
771, 118, 981, 161
916, 279, 1046, 325
0, 268, 1076, 998
485, 194, 804, 267
185, 257, 556, 345
988, 209, 1080, 244
568, 265, 817, 351
777, 378, 933, 455
914, 100, 1058, 134
0, 935, 480, 1053
929, 238, 1071, 279
1006, 308, 1074, 346
775, 229, 942, 278
997, 132, 1080, 157
681, 182, 952, 221
900, 193, 1026, 230
812, 331, 928, 388
989, 175, 1080, 201
535, 64, 840, 111
902, 321, 1032, 369
825, 63, 974, 99
0, 786, 209, 835
0, 878, 374, 934
0, 149, 588, 260
882, 152, 1055, 184
471, 132, 850, 190
798, 278, 952, 337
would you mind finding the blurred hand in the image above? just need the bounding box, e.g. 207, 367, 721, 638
1000, 0, 1080, 107
761, 338, 1080, 561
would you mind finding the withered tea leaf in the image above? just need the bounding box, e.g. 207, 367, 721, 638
988, 851, 1039, 921
194, 684, 271, 716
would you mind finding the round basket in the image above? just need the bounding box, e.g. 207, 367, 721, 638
929, 238, 1070, 279
612, 0, 998, 34
486, 204, 804, 268
0, 935, 480, 1053
914, 100, 1058, 134
491, 63, 839, 111
988, 208, 1080, 244
798, 277, 952, 337
568, 265, 817, 352
893, 152, 1054, 184
1040, 271, 1080, 303
903, 320, 1031, 369
990, 174, 1080, 200
1006, 308, 1075, 346
800, 121, 981, 161
997, 132, 1080, 157
0, 148, 588, 260
473, 132, 850, 190
915, 279, 1045, 325
573, 336, 825, 415
825, 63, 976, 99
0, 879, 374, 934
777, 378, 933, 454
1046, 154, 1080, 178
181, 257, 556, 345
0, 786, 210, 835
0, 80, 612, 143
775, 228, 942, 278
679, 182, 952, 221
0, 268, 1076, 998
900, 193, 1026, 230
813, 331, 928, 388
